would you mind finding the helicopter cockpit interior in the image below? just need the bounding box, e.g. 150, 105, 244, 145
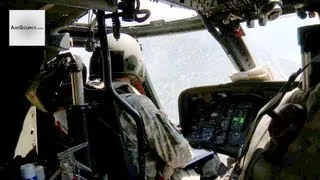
178, 81, 287, 158
1, 0, 320, 179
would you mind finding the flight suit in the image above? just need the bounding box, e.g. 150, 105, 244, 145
111, 81, 221, 179
221, 82, 320, 180
119, 93, 192, 179
216, 82, 320, 180
88, 80, 223, 179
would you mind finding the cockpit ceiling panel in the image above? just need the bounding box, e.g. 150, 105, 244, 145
45, 5, 88, 31
158, 0, 317, 21
1, 0, 117, 32
1, 0, 117, 11
33, 0, 117, 11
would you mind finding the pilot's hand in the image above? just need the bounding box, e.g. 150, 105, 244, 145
161, 164, 175, 180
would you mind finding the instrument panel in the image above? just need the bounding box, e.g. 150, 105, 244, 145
178, 82, 285, 157
186, 96, 260, 156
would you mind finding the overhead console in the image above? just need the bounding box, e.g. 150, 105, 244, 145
178, 81, 289, 158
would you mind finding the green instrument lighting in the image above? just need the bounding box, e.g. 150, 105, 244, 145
233, 117, 244, 124
240, 117, 244, 124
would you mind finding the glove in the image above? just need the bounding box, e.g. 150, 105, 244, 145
162, 164, 175, 180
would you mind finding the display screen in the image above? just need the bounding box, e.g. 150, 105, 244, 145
181, 93, 267, 157
178, 81, 286, 157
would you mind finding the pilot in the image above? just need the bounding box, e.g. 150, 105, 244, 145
87, 33, 223, 179
217, 61, 320, 179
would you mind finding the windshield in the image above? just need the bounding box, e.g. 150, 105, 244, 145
66, 5, 320, 167
241, 14, 320, 80
70, 5, 320, 124
139, 31, 235, 123
68, 30, 235, 124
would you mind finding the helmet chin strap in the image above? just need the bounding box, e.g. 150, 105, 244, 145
131, 79, 146, 95
116, 77, 146, 95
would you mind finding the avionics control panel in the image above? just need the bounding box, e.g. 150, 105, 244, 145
178, 82, 287, 157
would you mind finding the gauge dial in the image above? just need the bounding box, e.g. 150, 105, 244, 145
209, 112, 219, 124
197, 127, 213, 141
229, 132, 241, 146
220, 118, 230, 131
214, 131, 226, 145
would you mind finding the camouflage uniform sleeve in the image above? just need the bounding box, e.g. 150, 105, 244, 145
306, 83, 320, 122
120, 93, 192, 169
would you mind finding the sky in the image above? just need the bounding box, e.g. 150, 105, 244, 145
63, 4, 320, 164
241, 14, 320, 80
67, 2, 320, 122
73, 4, 320, 81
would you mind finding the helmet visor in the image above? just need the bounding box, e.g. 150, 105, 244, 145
110, 50, 125, 73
